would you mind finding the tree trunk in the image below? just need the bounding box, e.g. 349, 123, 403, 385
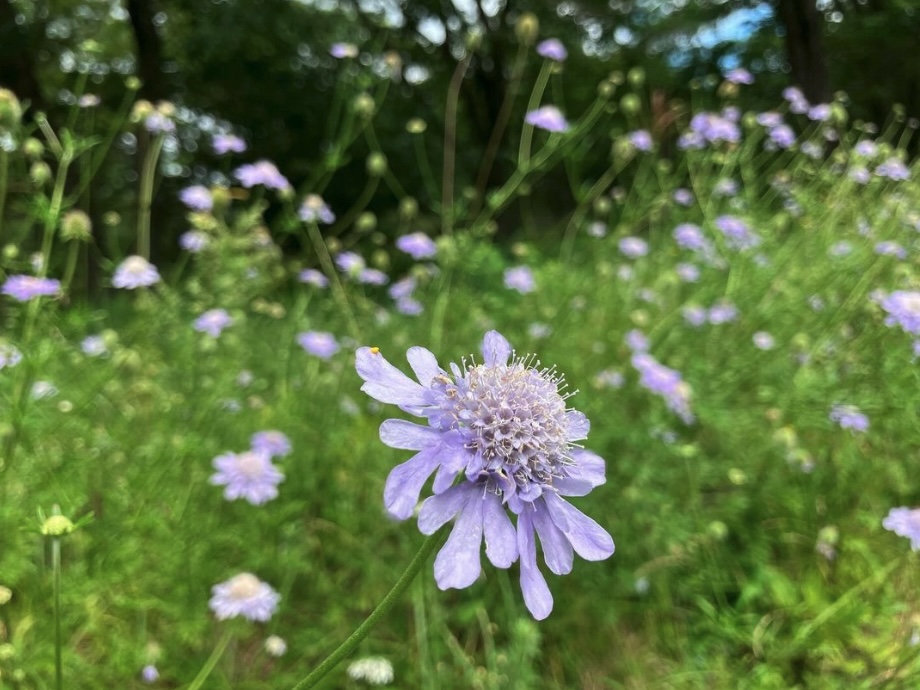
0, 0, 45, 113
777, 0, 831, 103
126, 0, 168, 100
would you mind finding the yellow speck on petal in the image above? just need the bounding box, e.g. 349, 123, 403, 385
370, 347, 380, 355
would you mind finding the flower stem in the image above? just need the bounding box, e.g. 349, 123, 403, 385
290, 529, 445, 690
186, 628, 233, 690
52, 531, 63, 690
137, 134, 164, 260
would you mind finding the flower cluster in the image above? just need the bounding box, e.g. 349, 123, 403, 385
356, 332, 614, 619
631, 352, 694, 424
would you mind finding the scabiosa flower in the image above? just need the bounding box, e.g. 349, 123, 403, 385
807, 104, 831, 122
179, 185, 213, 212
882, 507, 920, 550
388, 276, 416, 301
688, 112, 740, 145
141, 665, 159, 683
631, 352, 694, 424
212, 133, 246, 155
756, 111, 784, 128
504, 266, 536, 294
854, 139, 878, 157
396, 296, 423, 316
850, 166, 871, 185
297, 330, 340, 359
783, 86, 809, 114
112, 255, 160, 289
587, 222, 607, 238
829, 241, 853, 257
708, 302, 738, 325
0, 343, 22, 369
619, 236, 649, 258
330, 42, 359, 59
264, 635, 287, 657
875, 158, 910, 181
725, 67, 753, 84
298, 268, 329, 288
2, 275, 61, 301
801, 141, 824, 160
396, 232, 437, 260
875, 241, 907, 259
675, 263, 700, 283
673, 223, 708, 252
209, 573, 280, 622
879, 290, 920, 335
525, 106, 570, 133
179, 230, 210, 253
347, 657, 394, 685
528, 322, 552, 339
714, 215, 760, 251
713, 178, 738, 197
594, 369, 624, 389
81, 335, 108, 357
355, 332, 614, 619
672, 188, 694, 206
193, 309, 233, 337
682, 305, 707, 327
251, 430, 292, 458
768, 124, 796, 149
234, 160, 290, 191
829, 404, 869, 433
335, 251, 366, 275
536, 38, 567, 61
625, 329, 649, 352
358, 268, 389, 286
627, 129, 653, 152
752, 331, 775, 350
210, 450, 284, 505
298, 194, 335, 224
144, 112, 175, 134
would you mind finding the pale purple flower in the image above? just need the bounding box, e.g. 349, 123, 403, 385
298, 194, 335, 224
783, 86, 809, 114
875, 158, 910, 181
112, 256, 160, 289
715, 215, 760, 251
673, 188, 694, 206
358, 268, 389, 286
144, 113, 175, 134
298, 268, 329, 288
678, 131, 705, 150
141, 665, 159, 683
209, 573, 280, 622
768, 124, 796, 149
875, 241, 907, 259
756, 111, 784, 128
713, 179, 738, 197
536, 38, 567, 61
2, 275, 61, 301
504, 266, 536, 294
587, 222, 607, 238
829, 241, 852, 257
210, 450, 284, 505
251, 430, 292, 458
81, 335, 107, 357
682, 305, 707, 327
0, 343, 22, 369
725, 67, 753, 84
193, 309, 233, 337
829, 404, 869, 433
688, 112, 740, 145
179, 185, 213, 212
708, 302, 738, 325
850, 166, 871, 184
625, 329, 649, 352
330, 42, 358, 59
297, 331, 340, 358
528, 322, 552, 339
673, 223, 708, 252
675, 263, 700, 283
525, 106, 569, 133
594, 369, 624, 389
355, 332, 614, 619
879, 290, 920, 335
628, 130, 653, 152
335, 252, 365, 274
807, 104, 831, 122
212, 134, 247, 155
631, 352, 694, 424
752, 331, 775, 350
618, 236, 648, 258
234, 160, 290, 191
883, 507, 920, 550
388, 276, 416, 300
854, 140, 878, 157
396, 232, 437, 260
396, 296, 423, 315
179, 230, 210, 253
722, 106, 741, 122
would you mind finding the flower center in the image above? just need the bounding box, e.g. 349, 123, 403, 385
236, 452, 265, 478
228, 573, 261, 599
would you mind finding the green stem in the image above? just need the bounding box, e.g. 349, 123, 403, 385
441, 53, 473, 237
304, 221, 360, 341
517, 61, 553, 171
61, 242, 80, 292
290, 529, 445, 690
52, 533, 63, 690
0, 149, 8, 239
186, 628, 233, 690
137, 134, 164, 259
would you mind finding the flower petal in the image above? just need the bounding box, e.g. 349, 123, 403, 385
532, 501, 574, 575
544, 493, 615, 561
481, 331, 511, 367
379, 419, 441, 450
418, 484, 469, 534
356, 347, 427, 409
383, 448, 441, 520
565, 411, 590, 441
482, 492, 518, 568
517, 510, 553, 620
555, 449, 606, 497
433, 488, 483, 589
406, 346, 442, 386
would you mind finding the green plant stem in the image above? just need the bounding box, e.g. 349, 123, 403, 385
186, 628, 233, 690
0, 149, 8, 239
304, 221, 360, 341
52, 533, 63, 690
441, 52, 473, 237
290, 529, 445, 690
517, 60, 553, 171
137, 134, 165, 259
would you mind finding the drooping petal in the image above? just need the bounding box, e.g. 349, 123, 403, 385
482, 492, 518, 568
517, 510, 553, 620
433, 488, 483, 589
555, 449, 607, 497
356, 347, 427, 409
418, 484, 469, 534
379, 419, 441, 450
544, 493, 615, 561
384, 448, 442, 520
406, 346, 442, 386
481, 331, 511, 367
565, 411, 590, 441
531, 501, 574, 575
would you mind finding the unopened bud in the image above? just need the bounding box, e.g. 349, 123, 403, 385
356, 212, 377, 233
0, 586, 10, 605
406, 118, 427, 134
515, 13, 539, 45
0, 89, 22, 131
130, 99, 155, 123
353, 93, 375, 118
41, 514, 74, 536
29, 161, 52, 187
399, 197, 418, 221
61, 209, 92, 242
620, 94, 641, 116
627, 67, 645, 87
366, 152, 387, 177
22, 138, 43, 159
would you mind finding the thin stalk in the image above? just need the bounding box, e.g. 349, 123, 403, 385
137, 134, 165, 259
304, 221, 360, 341
290, 529, 445, 690
0, 149, 8, 239
441, 53, 473, 237
52, 533, 63, 690
517, 61, 553, 171
61, 243, 80, 292
186, 628, 233, 690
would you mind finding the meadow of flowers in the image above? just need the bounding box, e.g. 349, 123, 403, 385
2, 24, 920, 690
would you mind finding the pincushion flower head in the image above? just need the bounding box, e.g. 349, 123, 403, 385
210, 450, 284, 505
112, 255, 160, 289
356, 331, 614, 620
209, 572, 280, 622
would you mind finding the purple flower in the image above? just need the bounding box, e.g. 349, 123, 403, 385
297, 331, 340, 358
875, 158, 910, 181
807, 104, 831, 122
298, 194, 335, 224
335, 251, 365, 275
81, 335, 108, 357
682, 305, 707, 327
388, 276, 416, 300
829, 241, 852, 257
355, 332, 614, 619
212, 134, 246, 155
536, 38, 567, 61
628, 130, 653, 152
525, 106, 570, 133
708, 302, 738, 325
2, 275, 61, 301
713, 179, 738, 197
850, 166, 871, 185
358, 268, 389, 286
330, 42, 358, 59
144, 113, 175, 134
112, 256, 160, 289
209, 573, 280, 622
715, 215, 760, 251
251, 430, 292, 458
504, 266, 536, 294
618, 236, 648, 258
675, 263, 700, 283
179, 185, 213, 212
210, 450, 284, 505
756, 111, 784, 128
625, 329, 649, 352
0, 343, 22, 369
783, 86, 809, 114
829, 404, 869, 433
752, 331, 775, 350
879, 290, 920, 335
673, 223, 707, 252
587, 222, 607, 238
673, 188, 694, 206
854, 140, 878, 158
299, 268, 329, 288
179, 230, 210, 253
882, 507, 920, 550
688, 112, 740, 145
396, 232, 437, 260
193, 309, 233, 337
875, 241, 907, 259
725, 67, 753, 85
768, 124, 796, 149
234, 160, 290, 191
141, 665, 159, 683
396, 296, 423, 315
631, 352, 694, 424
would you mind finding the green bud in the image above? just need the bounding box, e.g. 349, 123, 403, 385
620, 94, 641, 116
818, 525, 839, 546
22, 137, 43, 159
0, 643, 14, 661
356, 212, 377, 233
0, 586, 10, 605
728, 468, 747, 486
353, 93, 375, 118
371, 248, 390, 270
597, 80, 616, 99
707, 521, 729, 541
41, 514, 74, 536
125, 76, 142, 91
60, 209, 92, 242
627, 67, 645, 87
399, 197, 418, 221
0, 89, 22, 131
592, 197, 612, 216
406, 118, 427, 134
2, 244, 18, 260
366, 152, 387, 177
29, 161, 52, 187
514, 13, 539, 45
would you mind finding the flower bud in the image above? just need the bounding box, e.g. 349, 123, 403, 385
620, 94, 641, 116
399, 197, 418, 221
0, 586, 11, 605
41, 514, 74, 536
356, 211, 377, 233
60, 209, 92, 242
130, 99, 155, 123
353, 93, 375, 119
366, 152, 387, 177
29, 161, 52, 187
627, 67, 645, 87
22, 138, 43, 159
125, 76, 142, 91
0, 89, 22, 131
515, 13, 539, 45
406, 118, 427, 134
